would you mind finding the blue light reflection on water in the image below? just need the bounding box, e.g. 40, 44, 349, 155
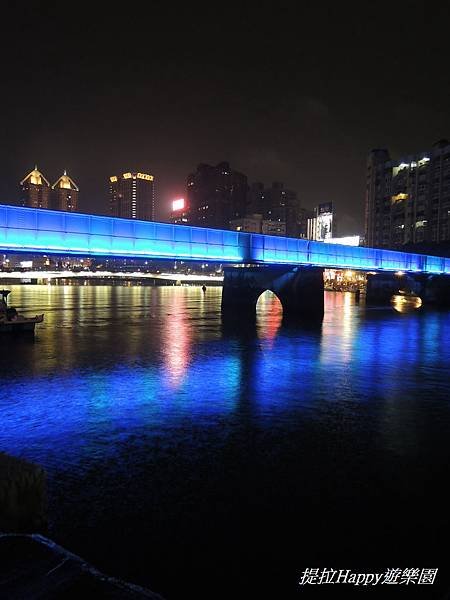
1, 285, 450, 598
1, 285, 449, 466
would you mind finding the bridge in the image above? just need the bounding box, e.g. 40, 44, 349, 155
1, 204, 450, 319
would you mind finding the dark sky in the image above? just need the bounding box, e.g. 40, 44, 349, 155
1, 1, 450, 234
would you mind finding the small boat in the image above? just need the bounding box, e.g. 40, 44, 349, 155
0, 289, 44, 334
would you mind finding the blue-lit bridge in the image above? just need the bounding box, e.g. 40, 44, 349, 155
1, 204, 450, 318
1, 204, 450, 272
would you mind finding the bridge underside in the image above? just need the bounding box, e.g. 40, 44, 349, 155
366, 272, 450, 307
222, 267, 450, 321
221, 266, 325, 321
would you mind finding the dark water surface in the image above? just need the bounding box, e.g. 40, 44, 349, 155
1, 285, 450, 599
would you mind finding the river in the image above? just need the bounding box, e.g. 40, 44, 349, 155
0, 284, 449, 599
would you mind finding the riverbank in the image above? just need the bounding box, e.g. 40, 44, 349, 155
0, 452, 164, 599
0, 533, 164, 599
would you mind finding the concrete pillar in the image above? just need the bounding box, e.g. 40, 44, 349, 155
421, 274, 450, 307
221, 266, 324, 321
221, 267, 264, 318
273, 266, 324, 320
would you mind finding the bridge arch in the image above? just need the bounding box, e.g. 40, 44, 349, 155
256, 289, 284, 314
221, 265, 325, 321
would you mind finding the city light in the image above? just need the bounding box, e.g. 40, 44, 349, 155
172, 198, 185, 211
327, 236, 360, 246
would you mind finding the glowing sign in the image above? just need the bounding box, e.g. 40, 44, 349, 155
327, 236, 360, 246
391, 193, 408, 203
172, 198, 185, 211
110, 176, 118, 183
122, 172, 154, 181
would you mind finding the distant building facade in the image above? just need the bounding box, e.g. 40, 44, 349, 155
230, 214, 262, 233
20, 167, 51, 209
297, 207, 314, 239
248, 181, 299, 237
307, 202, 334, 241
262, 220, 286, 236
52, 171, 79, 211
365, 140, 450, 248
186, 162, 248, 229
229, 214, 289, 237
109, 172, 155, 221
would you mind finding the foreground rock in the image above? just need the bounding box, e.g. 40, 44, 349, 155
0, 452, 47, 532
0, 534, 165, 599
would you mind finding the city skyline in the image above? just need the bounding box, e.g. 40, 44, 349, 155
2, 4, 450, 238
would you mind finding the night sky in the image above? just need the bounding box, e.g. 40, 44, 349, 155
2, 2, 450, 234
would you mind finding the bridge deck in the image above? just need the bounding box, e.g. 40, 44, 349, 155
1, 204, 450, 274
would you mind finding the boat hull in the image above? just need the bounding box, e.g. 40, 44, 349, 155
0, 315, 44, 335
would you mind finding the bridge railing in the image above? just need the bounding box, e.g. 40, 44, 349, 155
0, 205, 245, 262
249, 234, 450, 273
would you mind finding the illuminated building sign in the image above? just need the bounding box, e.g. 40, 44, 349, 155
392, 193, 408, 203
316, 212, 333, 241
172, 198, 185, 211
122, 172, 154, 181
110, 176, 118, 183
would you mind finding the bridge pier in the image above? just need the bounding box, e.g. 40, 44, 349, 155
221, 266, 324, 321
420, 274, 450, 307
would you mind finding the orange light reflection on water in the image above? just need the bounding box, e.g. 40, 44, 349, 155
161, 289, 192, 389
256, 290, 283, 342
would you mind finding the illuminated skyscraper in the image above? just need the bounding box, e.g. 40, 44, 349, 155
20, 166, 51, 209
365, 140, 450, 248
52, 170, 79, 211
109, 172, 155, 220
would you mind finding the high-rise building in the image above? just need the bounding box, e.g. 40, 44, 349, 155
109, 172, 155, 221
186, 162, 248, 229
307, 203, 334, 241
247, 182, 265, 214
52, 171, 79, 211
365, 140, 450, 248
248, 181, 299, 237
20, 166, 51, 209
